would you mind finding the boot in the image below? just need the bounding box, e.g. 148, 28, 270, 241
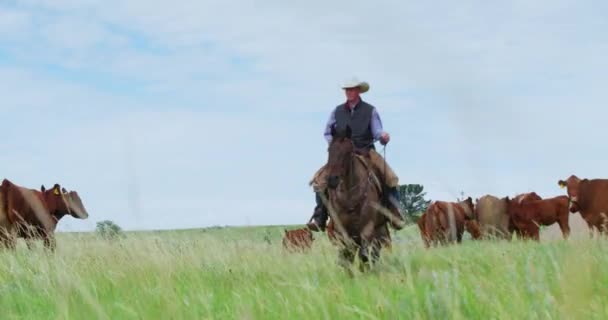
306, 192, 329, 232
385, 186, 406, 230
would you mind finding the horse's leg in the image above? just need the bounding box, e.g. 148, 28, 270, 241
370, 239, 382, 265
25, 236, 35, 250
358, 242, 370, 273
43, 232, 56, 252
0, 226, 15, 250
338, 245, 356, 276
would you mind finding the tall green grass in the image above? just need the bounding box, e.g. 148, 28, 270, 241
0, 225, 606, 319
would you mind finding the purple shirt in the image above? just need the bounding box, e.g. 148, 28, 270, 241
323, 104, 385, 144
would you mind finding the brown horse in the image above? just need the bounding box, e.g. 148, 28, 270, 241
323, 126, 388, 272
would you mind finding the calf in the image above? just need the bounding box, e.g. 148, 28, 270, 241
282, 228, 313, 252
558, 175, 608, 234
419, 197, 480, 248
506, 195, 570, 241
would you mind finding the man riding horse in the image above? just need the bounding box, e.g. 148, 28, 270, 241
307, 77, 406, 232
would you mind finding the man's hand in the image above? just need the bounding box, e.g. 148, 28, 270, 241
380, 132, 390, 145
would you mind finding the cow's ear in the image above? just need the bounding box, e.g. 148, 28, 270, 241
41, 185, 46, 192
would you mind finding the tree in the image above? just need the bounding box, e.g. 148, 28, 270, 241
398, 184, 431, 223
96, 220, 124, 240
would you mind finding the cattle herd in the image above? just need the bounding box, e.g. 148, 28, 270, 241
283, 174, 608, 252
0, 179, 89, 250
1, 174, 605, 254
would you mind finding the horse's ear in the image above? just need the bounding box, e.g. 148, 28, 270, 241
41, 185, 46, 192
345, 125, 352, 139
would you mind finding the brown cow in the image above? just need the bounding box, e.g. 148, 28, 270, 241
507, 192, 543, 238
474, 192, 542, 240
505, 195, 570, 241
558, 175, 608, 234
475, 195, 510, 240
0, 179, 89, 250
419, 197, 480, 248
282, 228, 313, 252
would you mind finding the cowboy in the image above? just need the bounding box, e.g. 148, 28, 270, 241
306, 77, 406, 232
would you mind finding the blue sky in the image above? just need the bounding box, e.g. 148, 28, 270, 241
1, 1, 607, 231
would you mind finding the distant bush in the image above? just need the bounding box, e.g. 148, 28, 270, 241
96, 220, 124, 240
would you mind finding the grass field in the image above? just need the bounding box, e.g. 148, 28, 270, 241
0, 223, 607, 320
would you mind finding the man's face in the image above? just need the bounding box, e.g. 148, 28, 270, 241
344, 87, 360, 103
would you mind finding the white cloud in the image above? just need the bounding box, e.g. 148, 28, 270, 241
2, 1, 608, 230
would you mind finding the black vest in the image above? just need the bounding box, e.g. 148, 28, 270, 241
333, 100, 375, 150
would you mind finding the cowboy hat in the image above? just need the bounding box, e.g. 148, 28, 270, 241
341, 77, 369, 93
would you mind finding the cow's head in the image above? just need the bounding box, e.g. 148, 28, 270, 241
558, 175, 581, 213
460, 196, 476, 219
41, 184, 69, 219
41, 184, 89, 220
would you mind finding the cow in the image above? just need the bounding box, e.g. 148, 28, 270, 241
475, 195, 510, 240
505, 195, 570, 241
0, 179, 89, 250
558, 175, 608, 235
418, 197, 480, 248
507, 192, 543, 238
282, 228, 314, 252
327, 218, 392, 251
475, 192, 542, 240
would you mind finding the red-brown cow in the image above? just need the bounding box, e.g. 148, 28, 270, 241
507, 192, 543, 237
506, 195, 570, 241
282, 228, 314, 252
558, 175, 608, 234
419, 197, 480, 248
0, 179, 89, 250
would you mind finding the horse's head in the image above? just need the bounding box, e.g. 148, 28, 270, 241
326, 125, 354, 189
